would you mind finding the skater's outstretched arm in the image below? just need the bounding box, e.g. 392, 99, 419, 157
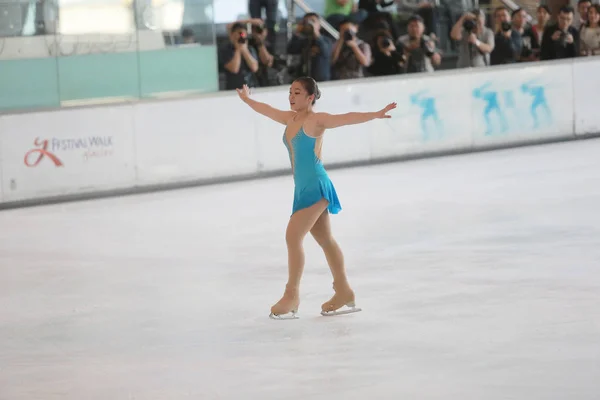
315, 102, 397, 129
237, 84, 294, 125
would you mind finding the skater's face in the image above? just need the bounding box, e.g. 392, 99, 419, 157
289, 82, 313, 111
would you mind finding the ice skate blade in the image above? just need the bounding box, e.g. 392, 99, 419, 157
320, 306, 362, 317
269, 311, 299, 320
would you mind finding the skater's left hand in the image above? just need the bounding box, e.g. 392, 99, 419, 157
375, 102, 397, 119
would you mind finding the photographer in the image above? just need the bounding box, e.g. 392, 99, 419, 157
287, 12, 333, 82
450, 9, 494, 68
331, 18, 372, 80
219, 22, 259, 90
367, 29, 406, 76
397, 14, 441, 73
236, 19, 284, 87
490, 7, 522, 65
540, 6, 580, 60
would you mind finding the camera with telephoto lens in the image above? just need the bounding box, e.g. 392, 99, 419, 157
501, 21, 512, 32
558, 30, 568, 47
238, 31, 247, 44
254, 24, 265, 35
343, 30, 355, 42
420, 37, 435, 57
463, 18, 476, 32
301, 20, 316, 37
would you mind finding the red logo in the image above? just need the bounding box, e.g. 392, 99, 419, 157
24, 138, 64, 167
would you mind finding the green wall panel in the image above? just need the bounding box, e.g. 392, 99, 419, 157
0, 58, 60, 111
138, 46, 219, 97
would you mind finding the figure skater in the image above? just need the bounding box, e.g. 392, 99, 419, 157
236, 77, 396, 319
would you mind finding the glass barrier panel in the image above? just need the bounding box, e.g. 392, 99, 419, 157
0, 0, 61, 111
136, 0, 218, 98
55, 0, 141, 106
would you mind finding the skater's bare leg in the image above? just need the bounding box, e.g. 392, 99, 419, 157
310, 210, 356, 312
271, 199, 329, 316
310, 210, 349, 285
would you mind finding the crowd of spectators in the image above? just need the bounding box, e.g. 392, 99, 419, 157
218, 0, 600, 91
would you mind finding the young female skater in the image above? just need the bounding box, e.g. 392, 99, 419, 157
236, 77, 396, 319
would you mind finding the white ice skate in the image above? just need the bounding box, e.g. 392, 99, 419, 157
269, 310, 299, 320
320, 301, 362, 316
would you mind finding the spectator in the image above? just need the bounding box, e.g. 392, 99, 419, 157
580, 4, 600, 56
575, 0, 592, 29
287, 12, 333, 82
540, 6, 580, 60
181, 28, 196, 44
532, 5, 551, 49
451, 9, 495, 68
397, 14, 441, 73
491, 6, 521, 65
219, 22, 259, 90
367, 29, 405, 76
248, 0, 278, 52
512, 8, 540, 61
324, 0, 368, 31
332, 18, 373, 80
243, 19, 279, 86
358, 0, 401, 40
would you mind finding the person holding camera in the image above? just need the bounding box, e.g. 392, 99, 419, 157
397, 14, 441, 73
235, 19, 281, 87
490, 6, 522, 65
287, 13, 334, 82
219, 22, 260, 90
331, 18, 372, 80
540, 6, 580, 60
248, 0, 278, 52
367, 29, 406, 76
450, 9, 494, 68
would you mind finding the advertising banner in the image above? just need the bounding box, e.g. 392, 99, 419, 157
367, 73, 474, 159
0, 105, 136, 203
133, 95, 260, 184
469, 63, 574, 147
573, 58, 600, 136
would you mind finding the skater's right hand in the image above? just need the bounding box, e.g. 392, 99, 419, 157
236, 84, 251, 102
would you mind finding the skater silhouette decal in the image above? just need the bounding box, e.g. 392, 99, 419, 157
473, 78, 554, 136
410, 90, 443, 141
472, 82, 508, 135
521, 80, 552, 129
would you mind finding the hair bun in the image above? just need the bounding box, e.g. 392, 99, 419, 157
315, 88, 321, 100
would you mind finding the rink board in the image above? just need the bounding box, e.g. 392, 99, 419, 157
0, 57, 597, 205
133, 95, 259, 185
573, 58, 600, 137
0, 106, 136, 202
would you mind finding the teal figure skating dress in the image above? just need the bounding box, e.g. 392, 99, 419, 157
283, 125, 342, 216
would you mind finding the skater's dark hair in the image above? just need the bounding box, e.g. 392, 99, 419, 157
293, 76, 321, 105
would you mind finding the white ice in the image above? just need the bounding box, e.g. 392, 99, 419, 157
1, 139, 600, 400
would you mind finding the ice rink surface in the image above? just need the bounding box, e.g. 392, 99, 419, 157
1, 139, 600, 400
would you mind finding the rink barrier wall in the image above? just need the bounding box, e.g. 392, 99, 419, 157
0, 57, 599, 208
